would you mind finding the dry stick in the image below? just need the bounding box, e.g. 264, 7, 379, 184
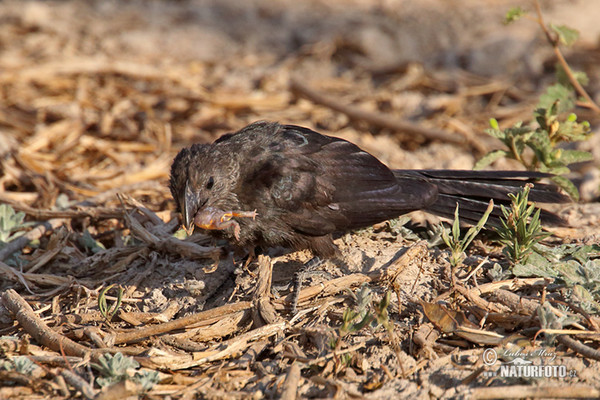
167, 311, 249, 343
113, 301, 252, 344
532, 0, 600, 114
118, 193, 164, 226
59, 369, 98, 400
557, 334, 600, 361
280, 362, 302, 400
491, 289, 588, 331
438, 277, 549, 300
0, 260, 75, 290
274, 274, 371, 311
124, 211, 221, 260
471, 384, 600, 400
0, 260, 35, 293
25, 238, 66, 274
254, 255, 273, 299
2, 289, 101, 362
54, 374, 70, 398
289, 78, 473, 148
162, 321, 287, 370
253, 255, 281, 325
29, 355, 84, 366
0, 218, 66, 262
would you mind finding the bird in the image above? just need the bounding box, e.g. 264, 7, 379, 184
169, 121, 568, 311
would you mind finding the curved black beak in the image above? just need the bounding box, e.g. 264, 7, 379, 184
182, 182, 199, 231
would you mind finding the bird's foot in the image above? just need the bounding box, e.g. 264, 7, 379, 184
290, 256, 324, 315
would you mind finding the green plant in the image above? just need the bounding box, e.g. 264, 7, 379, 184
0, 204, 30, 243
79, 230, 106, 254
92, 352, 159, 391
504, 1, 599, 114
476, 2, 596, 200
334, 286, 375, 346
134, 370, 160, 392
475, 108, 592, 200
495, 184, 550, 265
330, 285, 392, 353
0, 356, 38, 375
537, 302, 580, 344
513, 244, 600, 313
440, 200, 494, 269
92, 352, 140, 388
98, 284, 124, 322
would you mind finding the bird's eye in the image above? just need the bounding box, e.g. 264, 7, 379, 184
206, 176, 214, 190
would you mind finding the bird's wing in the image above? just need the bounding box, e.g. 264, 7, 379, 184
240, 124, 438, 236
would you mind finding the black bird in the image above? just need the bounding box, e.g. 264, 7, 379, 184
169, 121, 568, 310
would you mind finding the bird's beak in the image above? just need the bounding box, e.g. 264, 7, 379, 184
182, 182, 198, 232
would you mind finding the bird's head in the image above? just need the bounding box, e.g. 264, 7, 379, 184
169, 143, 240, 233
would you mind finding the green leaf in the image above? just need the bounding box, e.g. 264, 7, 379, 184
93, 353, 140, 388
0, 204, 27, 243
512, 260, 557, 278
134, 370, 160, 392
556, 65, 589, 87
474, 150, 509, 170
484, 127, 506, 140
504, 7, 526, 24
452, 204, 460, 241
537, 84, 575, 114
557, 149, 593, 165
495, 185, 553, 264
571, 245, 600, 264
1, 356, 39, 375
80, 230, 106, 254
571, 284, 599, 312
463, 200, 493, 248
173, 228, 189, 240
551, 175, 579, 201
555, 260, 585, 286
550, 24, 579, 47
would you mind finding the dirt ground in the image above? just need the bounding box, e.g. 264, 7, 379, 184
1, 0, 600, 399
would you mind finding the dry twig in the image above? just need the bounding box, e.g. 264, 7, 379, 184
280, 362, 302, 400
113, 301, 252, 345
2, 289, 101, 361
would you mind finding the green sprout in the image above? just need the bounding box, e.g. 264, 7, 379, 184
495, 184, 550, 265
441, 200, 493, 269
98, 284, 124, 322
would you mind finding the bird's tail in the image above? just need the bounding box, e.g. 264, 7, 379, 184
392, 170, 570, 226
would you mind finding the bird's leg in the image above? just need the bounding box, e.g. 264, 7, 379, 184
290, 256, 324, 315
194, 207, 258, 240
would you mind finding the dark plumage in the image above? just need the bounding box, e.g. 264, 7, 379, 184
169, 121, 568, 258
